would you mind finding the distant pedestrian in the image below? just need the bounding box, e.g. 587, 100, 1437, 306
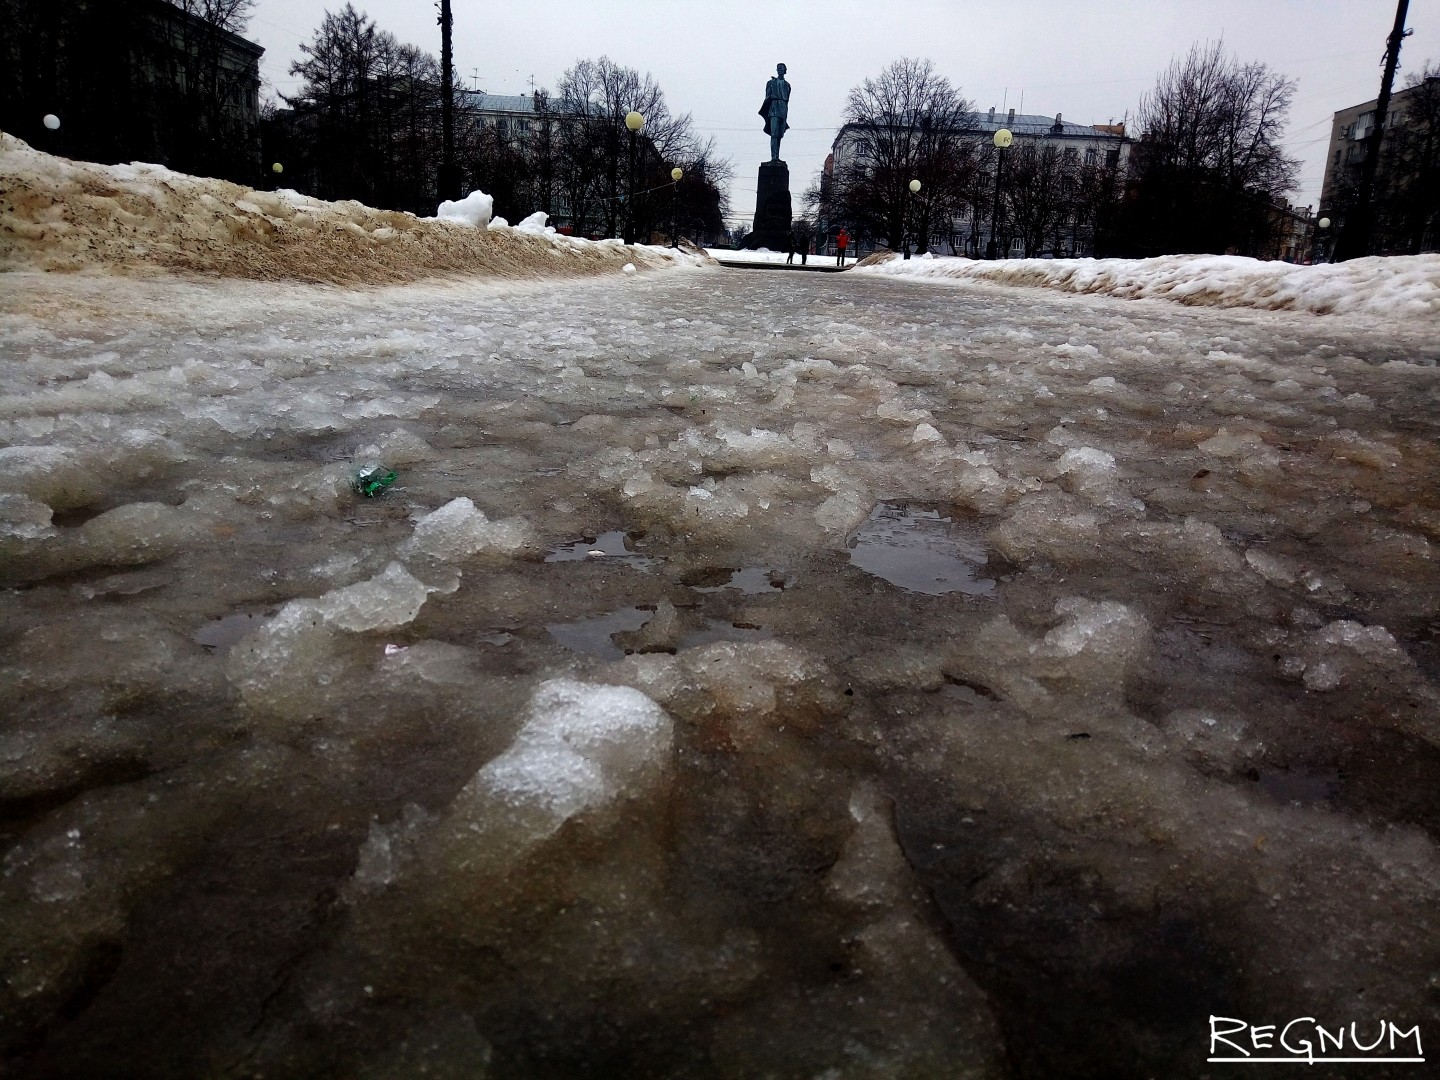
836, 229, 849, 266
801, 238, 809, 266
785, 234, 796, 265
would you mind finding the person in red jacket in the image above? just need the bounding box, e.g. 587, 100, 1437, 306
836, 228, 849, 267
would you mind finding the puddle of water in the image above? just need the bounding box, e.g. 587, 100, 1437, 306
1256, 766, 1341, 806
545, 530, 658, 568
193, 612, 267, 653
679, 620, 774, 651
690, 566, 789, 594
547, 607, 654, 661
681, 566, 737, 589
847, 503, 995, 596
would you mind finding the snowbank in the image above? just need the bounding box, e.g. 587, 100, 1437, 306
0, 134, 706, 284
434, 190, 494, 228
854, 250, 1440, 319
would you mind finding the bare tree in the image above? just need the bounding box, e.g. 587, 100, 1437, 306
461, 115, 529, 220
1000, 142, 1072, 257
1069, 153, 1124, 256
279, 33, 728, 231
554, 57, 701, 238
1119, 41, 1299, 255
664, 136, 732, 245
827, 58, 979, 249
162, 0, 253, 32
953, 141, 998, 256
524, 89, 559, 218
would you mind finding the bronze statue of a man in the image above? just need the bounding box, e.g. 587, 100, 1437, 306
759, 63, 790, 162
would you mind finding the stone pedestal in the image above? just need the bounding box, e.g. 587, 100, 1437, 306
749, 160, 793, 250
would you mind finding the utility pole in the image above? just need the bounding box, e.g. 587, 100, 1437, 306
625, 124, 638, 244
437, 0, 461, 203
1334, 0, 1411, 260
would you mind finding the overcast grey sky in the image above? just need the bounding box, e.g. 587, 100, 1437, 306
245, 0, 1440, 225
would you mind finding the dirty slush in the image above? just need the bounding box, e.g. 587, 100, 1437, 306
2, 265, 1439, 1079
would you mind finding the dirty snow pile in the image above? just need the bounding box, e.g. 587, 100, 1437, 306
0, 133, 704, 283
1, 257, 1439, 1077
858, 249, 1440, 318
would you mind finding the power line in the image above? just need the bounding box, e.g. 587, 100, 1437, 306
1288, 132, 1338, 150
248, 13, 310, 39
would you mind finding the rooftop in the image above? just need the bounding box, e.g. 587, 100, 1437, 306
459, 92, 537, 114
837, 109, 1126, 142
972, 110, 1121, 138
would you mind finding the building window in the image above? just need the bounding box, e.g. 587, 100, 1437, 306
1063, 146, 1078, 163
1084, 148, 1098, 165
497, 119, 509, 135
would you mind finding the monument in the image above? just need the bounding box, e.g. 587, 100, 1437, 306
749, 63, 793, 250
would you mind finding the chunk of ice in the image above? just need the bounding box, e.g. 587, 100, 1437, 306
1197, 427, 1264, 457
435, 190, 493, 227
311, 560, 430, 632
78, 503, 197, 566
400, 497, 532, 561
431, 680, 673, 858
0, 493, 55, 538
1054, 446, 1115, 480
815, 489, 871, 535
1245, 547, 1300, 585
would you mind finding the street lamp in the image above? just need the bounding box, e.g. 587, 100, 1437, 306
986, 127, 1013, 260
903, 178, 921, 260
670, 166, 683, 247
624, 110, 645, 244
1314, 215, 1332, 264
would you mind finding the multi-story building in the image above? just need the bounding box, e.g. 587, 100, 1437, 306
1321, 92, 1405, 207
459, 91, 539, 137
0, 0, 264, 182
826, 106, 1131, 257
1264, 200, 1317, 263
1320, 75, 1440, 254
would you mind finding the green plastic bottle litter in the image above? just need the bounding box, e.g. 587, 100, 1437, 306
352, 463, 397, 497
